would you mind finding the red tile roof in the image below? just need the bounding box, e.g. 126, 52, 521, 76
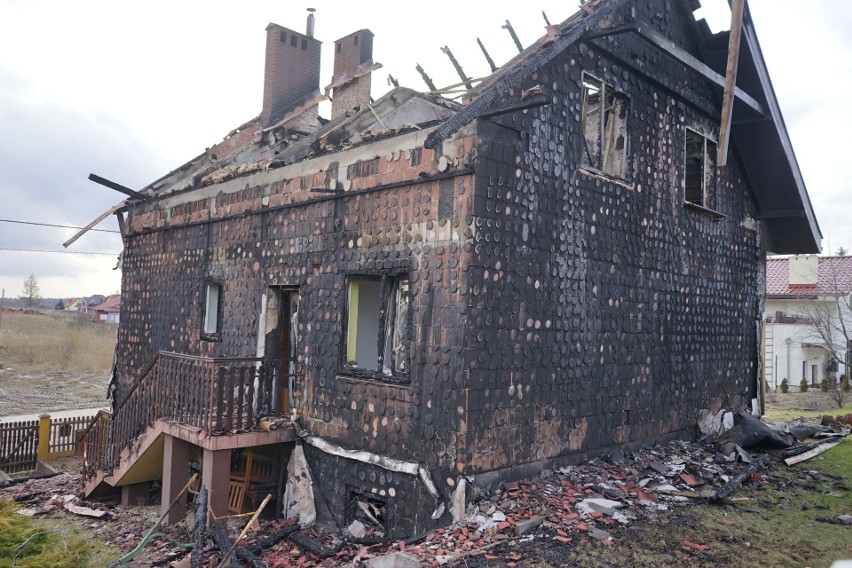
766, 256, 852, 296
92, 294, 121, 313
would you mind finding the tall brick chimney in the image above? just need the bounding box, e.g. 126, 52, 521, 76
329, 29, 375, 120
261, 21, 322, 127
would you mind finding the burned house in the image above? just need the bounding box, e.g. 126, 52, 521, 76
82, 0, 820, 537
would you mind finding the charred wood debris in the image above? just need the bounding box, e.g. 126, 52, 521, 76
1, 412, 850, 567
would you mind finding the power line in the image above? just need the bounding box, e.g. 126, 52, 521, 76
0, 218, 120, 233
0, 247, 119, 256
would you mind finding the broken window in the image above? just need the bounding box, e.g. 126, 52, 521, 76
581, 75, 628, 178
684, 129, 717, 209
345, 275, 410, 378
348, 489, 387, 537
203, 282, 223, 338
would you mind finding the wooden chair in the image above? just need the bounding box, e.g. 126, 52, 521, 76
227, 450, 275, 513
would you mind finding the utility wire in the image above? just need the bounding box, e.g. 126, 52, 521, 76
0, 218, 119, 233
0, 247, 119, 255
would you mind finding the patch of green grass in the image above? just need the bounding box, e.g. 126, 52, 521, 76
0, 499, 116, 567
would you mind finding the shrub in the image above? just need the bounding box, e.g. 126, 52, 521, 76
842, 375, 851, 393
780, 378, 789, 393
821, 378, 830, 392
799, 378, 809, 392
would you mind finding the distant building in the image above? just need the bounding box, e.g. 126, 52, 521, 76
764, 255, 852, 390
92, 294, 121, 324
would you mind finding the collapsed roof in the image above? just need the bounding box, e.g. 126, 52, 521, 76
85, 0, 819, 256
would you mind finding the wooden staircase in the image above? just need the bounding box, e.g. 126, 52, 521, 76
81, 351, 294, 498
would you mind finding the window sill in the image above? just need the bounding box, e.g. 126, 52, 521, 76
578, 166, 633, 189
683, 201, 726, 220
337, 368, 410, 385
201, 333, 222, 343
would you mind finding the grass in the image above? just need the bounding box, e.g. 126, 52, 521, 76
0, 311, 115, 373
764, 389, 852, 422
0, 499, 116, 567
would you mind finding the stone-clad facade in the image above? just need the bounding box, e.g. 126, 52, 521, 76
111, 0, 818, 536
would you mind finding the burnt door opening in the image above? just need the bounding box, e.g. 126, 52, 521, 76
263, 287, 301, 413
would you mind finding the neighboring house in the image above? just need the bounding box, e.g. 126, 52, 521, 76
83, 0, 820, 537
92, 294, 121, 324
64, 298, 83, 312
764, 256, 852, 391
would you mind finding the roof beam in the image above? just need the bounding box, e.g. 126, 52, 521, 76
424, 0, 630, 149
478, 92, 550, 120
63, 201, 126, 248
717, 0, 746, 166
441, 46, 473, 91
631, 24, 764, 115
88, 173, 148, 201
759, 209, 806, 220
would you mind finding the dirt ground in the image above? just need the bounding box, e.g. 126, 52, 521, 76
0, 368, 110, 416
765, 389, 849, 413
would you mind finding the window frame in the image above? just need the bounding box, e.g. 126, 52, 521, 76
201, 281, 223, 342
341, 273, 411, 383
580, 73, 630, 180
683, 127, 720, 214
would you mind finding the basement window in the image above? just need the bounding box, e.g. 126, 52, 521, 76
581, 75, 628, 178
202, 282, 223, 340
684, 129, 717, 209
348, 489, 387, 537
344, 275, 410, 380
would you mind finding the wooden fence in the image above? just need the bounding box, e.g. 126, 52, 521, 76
0, 420, 39, 474
0, 411, 101, 475
47, 413, 98, 456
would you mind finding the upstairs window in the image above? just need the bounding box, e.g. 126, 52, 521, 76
581, 75, 628, 178
684, 129, 717, 209
203, 282, 223, 339
345, 275, 410, 379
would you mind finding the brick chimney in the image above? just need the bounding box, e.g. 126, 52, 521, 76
261, 22, 322, 127
329, 29, 374, 120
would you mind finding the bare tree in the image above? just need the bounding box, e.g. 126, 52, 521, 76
791, 259, 852, 406
19, 274, 41, 308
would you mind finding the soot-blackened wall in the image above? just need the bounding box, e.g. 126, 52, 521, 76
117, 0, 765, 534
118, 132, 477, 534
457, 0, 763, 477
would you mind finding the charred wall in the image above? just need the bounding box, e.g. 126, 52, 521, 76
117, 130, 476, 533
458, 0, 763, 477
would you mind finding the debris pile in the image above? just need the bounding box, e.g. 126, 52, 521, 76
0, 410, 848, 566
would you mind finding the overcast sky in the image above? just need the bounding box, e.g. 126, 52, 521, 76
0, 0, 849, 299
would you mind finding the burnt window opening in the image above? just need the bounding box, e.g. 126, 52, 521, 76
202, 281, 223, 340
581, 75, 628, 178
344, 274, 410, 379
684, 129, 717, 209
348, 489, 387, 537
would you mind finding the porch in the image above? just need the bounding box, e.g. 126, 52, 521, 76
82, 351, 297, 522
